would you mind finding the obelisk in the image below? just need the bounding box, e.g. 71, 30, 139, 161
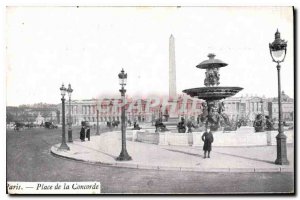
169, 34, 177, 99
165, 34, 178, 126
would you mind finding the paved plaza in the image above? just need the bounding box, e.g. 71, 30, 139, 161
51, 131, 294, 172
7, 127, 294, 193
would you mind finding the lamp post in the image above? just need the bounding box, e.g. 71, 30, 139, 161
67, 84, 73, 143
260, 98, 264, 115
269, 29, 289, 165
59, 84, 70, 150
159, 105, 162, 120
116, 69, 132, 161
133, 102, 138, 123
96, 109, 99, 135
109, 101, 113, 123
237, 99, 242, 121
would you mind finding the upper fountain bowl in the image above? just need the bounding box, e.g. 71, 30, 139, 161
183, 86, 243, 101
196, 53, 228, 69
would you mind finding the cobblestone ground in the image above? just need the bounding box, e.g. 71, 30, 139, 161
6, 127, 294, 194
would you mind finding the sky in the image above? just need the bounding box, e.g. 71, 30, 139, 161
5, 6, 294, 106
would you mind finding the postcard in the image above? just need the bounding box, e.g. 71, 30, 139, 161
6, 6, 294, 194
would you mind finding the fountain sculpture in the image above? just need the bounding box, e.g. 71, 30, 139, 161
183, 53, 243, 131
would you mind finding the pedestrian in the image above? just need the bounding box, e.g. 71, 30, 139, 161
86, 126, 90, 141
187, 120, 194, 133
80, 125, 85, 142
201, 129, 214, 158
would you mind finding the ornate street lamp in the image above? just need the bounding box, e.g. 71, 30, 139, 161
269, 29, 289, 165
67, 84, 73, 142
116, 69, 132, 161
59, 84, 70, 150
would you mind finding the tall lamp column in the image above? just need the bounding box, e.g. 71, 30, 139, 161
269, 29, 289, 165
116, 69, 132, 161
96, 109, 99, 135
67, 84, 73, 143
59, 84, 70, 150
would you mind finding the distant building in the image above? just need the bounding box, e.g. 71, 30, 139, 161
267, 91, 294, 122
223, 92, 294, 123
7, 93, 293, 126
223, 95, 268, 121
35, 113, 45, 125
60, 95, 203, 125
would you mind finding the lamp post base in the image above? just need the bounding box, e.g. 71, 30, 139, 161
116, 150, 132, 161
68, 129, 73, 142
96, 126, 100, 135
274, 132, 289, 165
58, 142, 70, 151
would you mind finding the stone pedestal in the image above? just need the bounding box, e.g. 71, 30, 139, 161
275, 133, 289, 165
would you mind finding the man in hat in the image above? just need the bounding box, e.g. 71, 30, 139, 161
202, 128, 214, 158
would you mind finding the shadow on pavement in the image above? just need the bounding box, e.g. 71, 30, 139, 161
72, 142, 117, 159
163, 148, 203, 158
213, 151, 275, 165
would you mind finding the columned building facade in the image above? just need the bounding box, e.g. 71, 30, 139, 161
267, 91, 294, 122
58, 93, 293, 126
223, 95, 268, 122
59, 96, 204, 126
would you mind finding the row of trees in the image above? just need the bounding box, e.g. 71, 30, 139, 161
6, 104, 59, 124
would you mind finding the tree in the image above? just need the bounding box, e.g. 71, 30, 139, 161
6, 112, 15, 124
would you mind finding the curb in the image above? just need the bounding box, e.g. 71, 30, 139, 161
50, 145, 293, 173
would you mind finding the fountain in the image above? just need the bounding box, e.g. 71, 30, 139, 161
130, 53, 293, 146
183, 53, 243, 131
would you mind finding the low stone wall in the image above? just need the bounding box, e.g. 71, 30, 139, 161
224, 126, 255, 134
158, 132, 193, 146
192, 132, 268, 147
167, 133, 186, 146
136, 130, 159, 144
128, 128, 294, 147
192, 130, 294, 147
268, 130, 294, 146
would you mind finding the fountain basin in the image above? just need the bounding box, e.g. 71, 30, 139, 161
183, 86, 243, 101
126, 128, 294, 147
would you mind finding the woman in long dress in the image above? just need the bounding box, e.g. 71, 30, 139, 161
80, 126, 85, 142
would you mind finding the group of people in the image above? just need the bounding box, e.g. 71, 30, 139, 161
177, 117, 196, 133
106, 120, 120, 129
80, 125, 90, 142
154, 118, 168, 132
132, 122, 142, 130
